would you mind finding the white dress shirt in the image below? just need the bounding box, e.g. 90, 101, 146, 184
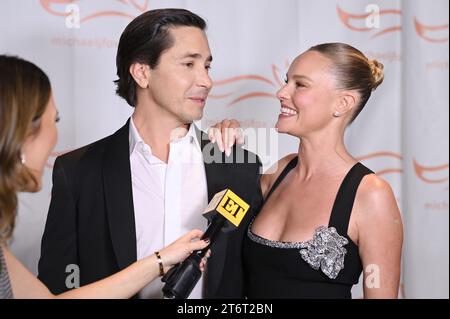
129, 117, 208, 299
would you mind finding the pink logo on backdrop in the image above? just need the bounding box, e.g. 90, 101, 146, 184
337, 4, 449, 43
337, 5, 401, 39
356, 152, 403, 176
414, 18, 449, 43
40, 0, 150, 23
352, 152, 448, 186
413, 160, 449, 184
210, 61, 290, 107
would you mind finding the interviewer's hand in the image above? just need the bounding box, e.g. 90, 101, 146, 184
208, 119, 244, 156
158, 230, 210, 273
199, 249, 212, 271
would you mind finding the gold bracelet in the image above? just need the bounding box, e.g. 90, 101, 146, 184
155, 251, 165, 277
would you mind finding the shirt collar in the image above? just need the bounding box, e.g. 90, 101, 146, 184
170, 121, 202, 151
129, 117, 202, 156
129, 116, 144, 156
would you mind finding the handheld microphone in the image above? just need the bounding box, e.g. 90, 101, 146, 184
161, 189, 250, 299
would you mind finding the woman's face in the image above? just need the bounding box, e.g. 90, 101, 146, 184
275, 50, 340, 137
21, 94, 58, 191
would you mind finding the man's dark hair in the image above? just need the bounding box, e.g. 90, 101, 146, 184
114, 8, 207, 106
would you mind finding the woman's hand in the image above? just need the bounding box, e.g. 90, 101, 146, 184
199, 249, 212, 271
208, 119, 244, 156
158, 229, 210, 273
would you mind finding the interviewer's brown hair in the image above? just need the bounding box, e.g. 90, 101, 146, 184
0, 55, 51, 244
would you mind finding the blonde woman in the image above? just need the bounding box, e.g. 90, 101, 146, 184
212, 43, 403, 298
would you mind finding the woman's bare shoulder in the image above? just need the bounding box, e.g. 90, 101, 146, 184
260, 153, 297, 199
354, 173, 402, 235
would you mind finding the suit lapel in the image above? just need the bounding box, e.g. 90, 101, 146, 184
103, 120, 137, 270
196, 126, 230, 297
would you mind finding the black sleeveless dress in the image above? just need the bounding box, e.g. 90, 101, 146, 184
243, 157, 374, 298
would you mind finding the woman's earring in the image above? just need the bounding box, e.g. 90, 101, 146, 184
21, 153, 26, 164
333, 111, 340, 117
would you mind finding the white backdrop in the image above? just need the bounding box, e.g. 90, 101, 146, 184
0, 0, 448, 298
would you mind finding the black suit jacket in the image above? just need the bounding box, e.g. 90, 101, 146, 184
38, 120, 263, 298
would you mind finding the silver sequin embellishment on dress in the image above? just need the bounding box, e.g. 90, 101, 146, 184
298, 226, 348, 279
248, 223, 348, 279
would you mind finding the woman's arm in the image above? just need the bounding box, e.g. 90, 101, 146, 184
207, 120, 299, 200
355, 175, 403, 299
4, 229, 209, 299
208, 119, 244, 156
2, 246, 53, 298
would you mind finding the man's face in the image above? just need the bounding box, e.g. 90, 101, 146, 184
147, 26, 213, 124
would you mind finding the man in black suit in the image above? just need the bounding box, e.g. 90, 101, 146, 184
38, 8, 263, 298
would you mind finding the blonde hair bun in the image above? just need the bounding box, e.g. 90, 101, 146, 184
369, 59, 384, 91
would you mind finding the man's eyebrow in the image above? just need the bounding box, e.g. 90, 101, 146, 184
179, 53, 213, 62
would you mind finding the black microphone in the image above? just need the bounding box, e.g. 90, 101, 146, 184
161, 189, 250, 299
